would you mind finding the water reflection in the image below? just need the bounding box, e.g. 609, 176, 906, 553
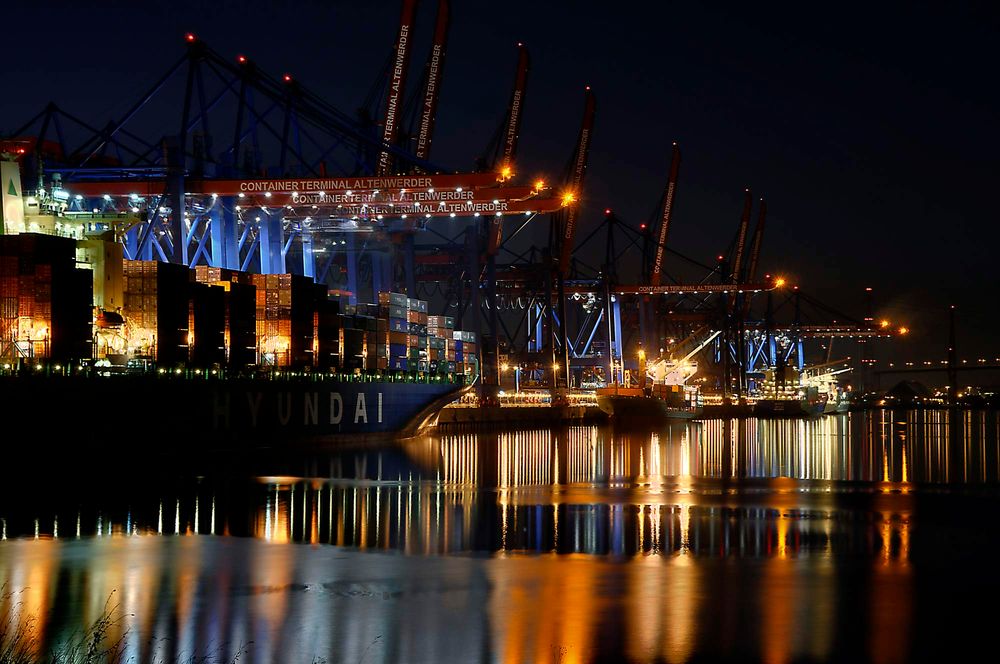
4, 411, 997, 552
0, 409, 998, 662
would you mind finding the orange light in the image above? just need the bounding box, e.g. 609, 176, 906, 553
561, 191, 576, 206
533, 179, 545, 191
898, 327, 909, 335
499, 165, 513, 181
879, 319, 890, 328
774, 277, 786, 288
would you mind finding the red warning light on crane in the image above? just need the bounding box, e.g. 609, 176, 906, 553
185, 33, 196, 42
283, 74, 292, 82
237, 55, 247, 64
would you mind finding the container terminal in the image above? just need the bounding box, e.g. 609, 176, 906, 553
0, 2, 909, 443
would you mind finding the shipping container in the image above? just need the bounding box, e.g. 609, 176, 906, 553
316, 296, 341, 370
381, 304, 406, 320
342, 328, 365, 370
379, 292, 408, 308
227, 282, 258, 369
190, 283, 226, 366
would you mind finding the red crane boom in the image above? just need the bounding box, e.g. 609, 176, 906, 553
557, 86, 596, 276
487, 44, 530, 255
377, 0, 419, 176
649, 142, 681, 287
745, 198, 767, 284
741, 198, 767, 317
730, 188, 752, 282
414, 0, 450, 163
499, 43, 530, 173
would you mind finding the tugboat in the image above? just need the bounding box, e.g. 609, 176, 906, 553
596, 350, 703, 421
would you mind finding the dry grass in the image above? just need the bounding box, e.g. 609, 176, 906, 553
0, 585, 265, 664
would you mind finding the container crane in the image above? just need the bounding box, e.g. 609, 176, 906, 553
395, 0, 449, 292
716, 189, 753, 399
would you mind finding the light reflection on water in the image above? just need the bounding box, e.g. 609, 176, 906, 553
0, 409, 998, 662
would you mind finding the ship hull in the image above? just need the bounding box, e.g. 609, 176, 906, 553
596, 394, 702, 420
823, 400, 850, 415
4, 375, 464, 449
754, 398, 826, 418
699, 403, 755, 419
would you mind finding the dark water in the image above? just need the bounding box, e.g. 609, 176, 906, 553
2, 409, 999, 662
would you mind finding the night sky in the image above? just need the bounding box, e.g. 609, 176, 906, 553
6, 1, 1000, 375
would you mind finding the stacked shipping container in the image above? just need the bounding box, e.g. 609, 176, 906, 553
0, 233, 92, 362
193, 266, 257, 368
189, 283, 226, 367
427, 315, 458, 374
247, 272, 317, 367
3, 235, 476, 377
378, 291, 410, 371
122, 260, 191, 365
453, 329, 478, 376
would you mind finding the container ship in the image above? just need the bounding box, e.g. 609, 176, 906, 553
0, 233, 476, 444
596, 351, 703, 421
752, 366, 826, 417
